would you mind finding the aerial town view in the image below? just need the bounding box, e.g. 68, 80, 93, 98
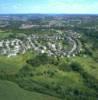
0, 0, 98, 100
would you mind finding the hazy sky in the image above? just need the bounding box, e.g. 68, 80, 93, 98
0, 0, 98, 14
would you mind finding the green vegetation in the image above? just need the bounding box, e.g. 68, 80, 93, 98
0, 53, 98, 99
0, 29, 57, 40
0, 15, 98, 100
0, 80, 59, 100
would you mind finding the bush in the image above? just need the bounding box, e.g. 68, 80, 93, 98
69, 62, 82, 72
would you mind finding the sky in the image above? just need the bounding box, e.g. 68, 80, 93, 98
0, 0, 98, 14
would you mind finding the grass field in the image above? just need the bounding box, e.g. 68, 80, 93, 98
70, 56, 98, 79
0, 51, 36, 74
0, 80, 60, 100
0, 54, 98, 99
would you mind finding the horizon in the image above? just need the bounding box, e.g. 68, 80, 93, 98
0, 0, 98, 14
0, 13, 98, 16
0, 13, 98, 15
